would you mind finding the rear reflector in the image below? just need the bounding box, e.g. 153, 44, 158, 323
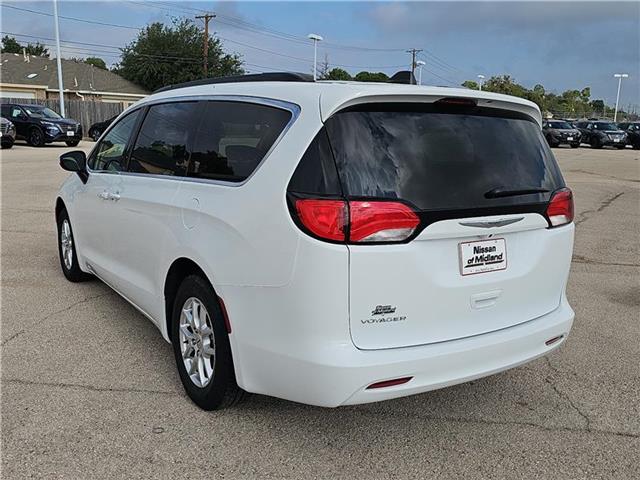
546, 188, 574, 227
545, 335, 564, 346
367, 377, 413, 389
349, 201, 420, 242
295, 199, 346, 241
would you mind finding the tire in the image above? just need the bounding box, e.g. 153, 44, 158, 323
590, 137, 602, 149
56, 208, 92, 282
171, 275, 246, 410
633, 144, 640, 150
65, 140, 80, 147
545, 136, 557, 148
28, 127, 45, 147
1, 141, 13, 149
570, 143, 580, 149
90, 129, 101, 142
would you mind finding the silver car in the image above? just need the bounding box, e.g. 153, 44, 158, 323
1, 116, 16, 149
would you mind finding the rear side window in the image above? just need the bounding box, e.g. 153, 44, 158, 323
129, 102, 199, 177
288, 129, 342, 196
188, 101, 291, 182
324, 105, 565, 211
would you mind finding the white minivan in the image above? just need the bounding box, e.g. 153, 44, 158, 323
56, 73, 575, 410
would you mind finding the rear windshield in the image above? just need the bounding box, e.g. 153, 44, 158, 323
548, 121, 572, 129
324, 105, 565, 211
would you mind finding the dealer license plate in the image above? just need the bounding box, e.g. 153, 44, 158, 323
459, 238, 507, 276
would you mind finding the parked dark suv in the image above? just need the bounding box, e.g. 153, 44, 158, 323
0, 103, 82, 147
575, 121, 627, 149
88, 115, 117, 141
617, 122, 640, 149
542, 120, 581, 148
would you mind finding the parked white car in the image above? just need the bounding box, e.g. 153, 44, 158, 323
55, 73, 575, 410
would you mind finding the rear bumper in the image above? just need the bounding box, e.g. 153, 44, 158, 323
236, 297, 574, 407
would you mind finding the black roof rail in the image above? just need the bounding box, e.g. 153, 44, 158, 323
153, 72, 314, 94
389, 70, 417, 85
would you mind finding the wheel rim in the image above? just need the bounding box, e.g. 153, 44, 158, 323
60, 219, 73, 270
179, 297, 216, 388
31, 130, 42, 145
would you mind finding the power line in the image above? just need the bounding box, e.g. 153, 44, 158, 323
1, 4, 141, 30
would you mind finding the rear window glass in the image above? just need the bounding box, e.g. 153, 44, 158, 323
188, 101, 292, 182
325, 105, 565, 211
129, 102, 199, 176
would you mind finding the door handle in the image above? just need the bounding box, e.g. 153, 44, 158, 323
110, 192, 120, 202
98, 190, 110, 200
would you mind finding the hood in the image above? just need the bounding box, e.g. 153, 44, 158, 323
45, 118, 79, 126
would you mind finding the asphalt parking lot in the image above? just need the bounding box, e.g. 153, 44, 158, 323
1, 140, 638, 479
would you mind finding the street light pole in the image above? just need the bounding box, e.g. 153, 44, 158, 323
52, 0, 65, 117
613, 73, 628, 122
415, 60, 425, 85
307, 34, 323, 80
477, 74, 485, 91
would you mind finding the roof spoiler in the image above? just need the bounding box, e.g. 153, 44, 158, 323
388, 71, 417, 85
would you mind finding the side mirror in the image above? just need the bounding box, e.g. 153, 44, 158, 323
60, 150, 88, 184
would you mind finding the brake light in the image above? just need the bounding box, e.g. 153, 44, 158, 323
295, 199, 346, 241
350, 201, 420, 242
294, 199, 419, 243
546, 188, 574, 227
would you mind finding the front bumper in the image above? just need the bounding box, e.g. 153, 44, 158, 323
235, 296, 574, 407
45, 128, 82, 143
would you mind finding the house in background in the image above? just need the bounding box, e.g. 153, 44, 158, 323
0, 52, 148, 106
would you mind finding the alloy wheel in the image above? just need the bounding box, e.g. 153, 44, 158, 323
179, 297, 216, 388
60, 219, 73, 270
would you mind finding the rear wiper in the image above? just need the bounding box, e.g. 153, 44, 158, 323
484, 186, 549, 199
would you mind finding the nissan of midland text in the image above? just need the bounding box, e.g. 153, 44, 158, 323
55, 74, 575, 409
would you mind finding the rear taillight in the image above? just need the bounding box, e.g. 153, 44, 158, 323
293, 199, 419, 244
295, 199, 346, 241
349, 201, 420, 242
545, 188, 574, 227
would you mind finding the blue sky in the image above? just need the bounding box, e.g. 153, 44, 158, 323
2, 1, 638, 107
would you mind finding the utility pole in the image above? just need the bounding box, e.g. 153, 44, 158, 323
52, 0, 65, 117
195, 13, 216, 77
613, 73, 628, 122
406, 48, 423, 84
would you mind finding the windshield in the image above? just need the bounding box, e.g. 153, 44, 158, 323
24, 107, 62, 119
325, 105, 565, 211
548, 121, 573, 129
593, 123, 618, 130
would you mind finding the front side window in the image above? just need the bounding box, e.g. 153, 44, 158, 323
188, 101, 292, 182
128, 102, 199, 177
89, 110, 141, 171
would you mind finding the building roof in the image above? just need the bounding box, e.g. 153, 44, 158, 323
0, 52, 148, 96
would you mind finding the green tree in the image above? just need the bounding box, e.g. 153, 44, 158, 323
482, 75, 527, 97
461, 80, 479, 90
115, 19, 244, 91
1, 35, 49, 56
325, 67, 352, 81
1, 35, 21, 53
85, 57, 107, 70
354, 71, 389, 82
